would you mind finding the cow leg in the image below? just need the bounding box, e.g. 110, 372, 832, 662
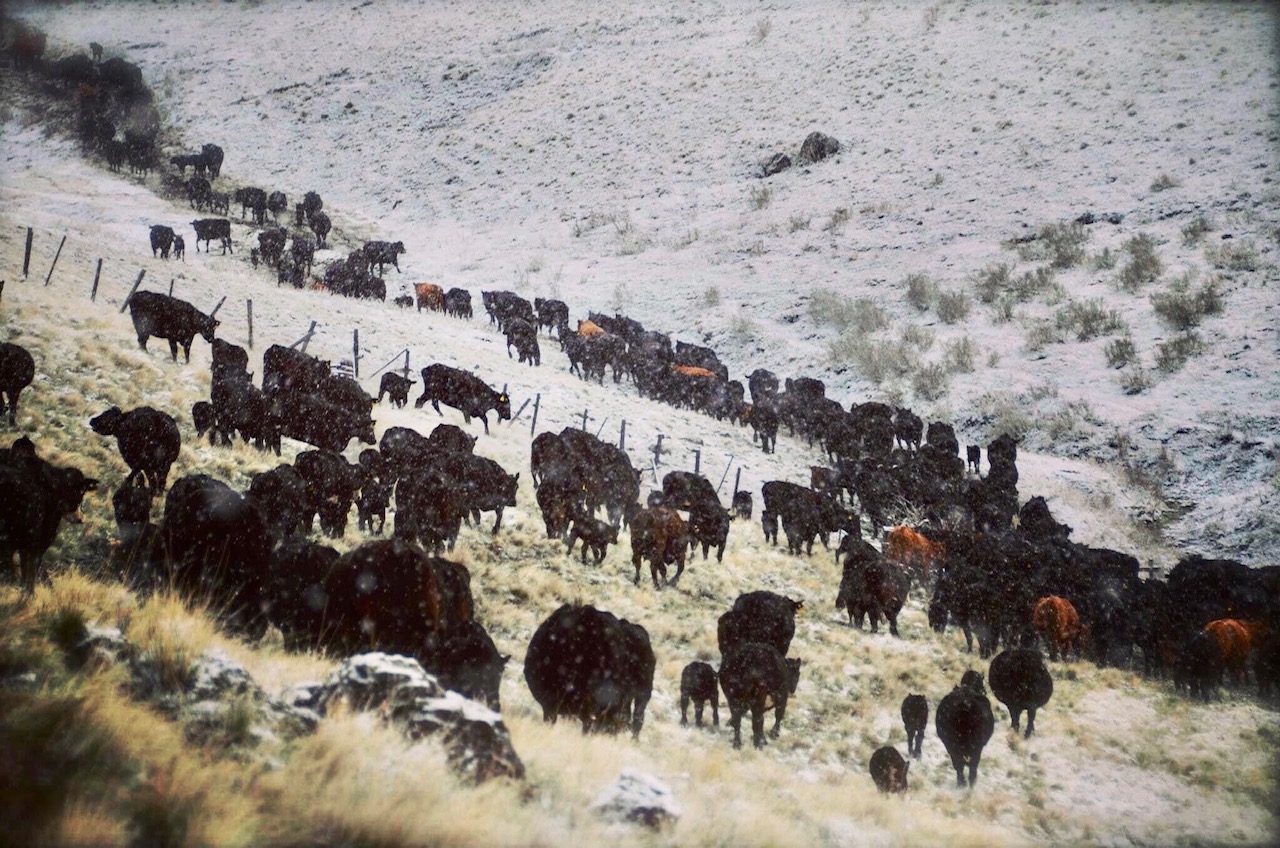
182, 340, 193, 363
1025, 707, 1037, 738
137, 332, 149, 352
950, 753, 967, 787
1010, 707, 1021, 730
680, 695, 689, 725
888, 612, 899, 638
711, 694, 719, 727
166, 339, 179, 361
491, 507, 503, 534
869, 607, 880, 634
751, 706, 767, 748
632, 553, 643, 585
730, 707, 745, 749
967, 753, 982, 787
770, 695, 787, 739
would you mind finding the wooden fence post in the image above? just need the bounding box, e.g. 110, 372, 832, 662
119, 270, 146, 313
208, 295, 226, 319
44, 235, 66, 286
353, 329, 360, 378
293, 321, 317, 352
717, 454, 735, 493
733, 467, 742, 498
90, 259, 103, 301
402, 349, 410, 378
168, 277, 175, 297
693, 449, 701, 475
22, 228, 32, 278
247, 299, 254, 348
653, 434, 663, 468
529, 393, 540, 435
619, 420, 626, 450
581, 408, 589, 431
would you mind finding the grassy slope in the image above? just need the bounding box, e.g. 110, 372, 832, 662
1, 58, 1278, 848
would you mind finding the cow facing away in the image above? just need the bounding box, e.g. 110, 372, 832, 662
935, 670, 996, 787
149, 224, 175, 258
1, 438, 99, 592
0, 343, 36, 427
126, 291, 219, 363
680, 661, 720, 727
988, 648, 1054, 738
523, 604, 655, 739
901, 694, 928, 759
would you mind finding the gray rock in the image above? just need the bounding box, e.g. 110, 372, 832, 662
189, 649, 261, 702
798, 131, 840, 164
762, 153, 791, 176
73, 622, 134, 670
316, 652, 441, 715
591, 769, 682, 828
392, 688, 526, 783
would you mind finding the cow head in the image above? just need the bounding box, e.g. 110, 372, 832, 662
495, 393, 512, 421
358, 420, 377, 445
501, 472, 520, 506
89, 406, 124, 436
959, 669, 986, 694
784, 658, 803, 694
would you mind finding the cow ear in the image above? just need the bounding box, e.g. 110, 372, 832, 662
500, 654, 511, 665
214, 320, 222, 328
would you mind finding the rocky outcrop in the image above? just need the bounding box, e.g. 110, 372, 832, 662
762, 153, 792, 177
590, 769, 682, 828
798, 131, 840, 164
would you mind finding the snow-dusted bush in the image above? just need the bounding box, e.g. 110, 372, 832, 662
1118, 233, 1162, 292
935, 290, 971, 324
1055, 298, 1125, 341
903, 273, 937, 312
1150, 280, 1222, 331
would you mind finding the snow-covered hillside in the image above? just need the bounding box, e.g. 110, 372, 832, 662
15, 0, 1276, 564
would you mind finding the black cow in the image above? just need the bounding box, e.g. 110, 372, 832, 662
200, 143, 224, 179
186, 177, 211, 211
444, 287, 472, 319
901, 694, 928, 759
160, 474, 272, 626
191, 401, 216, 444
0, 343, 35, 427
1175, 631, 1223, 701
869, 747, 909, 794
172, 235, 185, 261
290, 236, 316, 278
211, 338, 249, 380
377, 372, 415, 408
258, 228, 287, 266
262, 344, 330, 396
211, 374, 283, 454
565, 513, 618, 564
293, 450, 360, 538
363, 240, 405, 275
674, 340, 728, 380
523, 604, 654, 739
110, 479, 161, 587
988, 648, 1054, 737
504, 319, 540, 366
732, 490, 752, 520
0, 438, 99, 592
355, 452, 392, 534
191, 218, 232, 254
836, 555, 909, 636
534, 298, 570, 336
267, 191, 288, 222
719, 643, 802, 749
680, 661, 719, 727
935, 670, 996, 787
149, 224, 175, 258
170, 153, 205, 177
966, 445, 981, 474
234, 187, 268, 225
434, 619, 508, 710
717, 591, 802, 658
748, 402, 778, 454
128, 291, 219, 363
482, 290, 535, 333
276, 391, 375, 453
442, 452, 519, 533
428, 423, 477, 455
395, 467, 465, 554
209, 192, 230, 216
248, 464, 310, 540
894, 408, 923, 451
761, 480, 851, 556
747, 368, 778, 404
262, 540, 341, 647
309, 210, 331, 248
414, 364, 511, 434
89, 406, 181, 491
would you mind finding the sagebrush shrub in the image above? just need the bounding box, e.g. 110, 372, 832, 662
1119, 366, 1152, 395
1150, 280, 1222, 330
974, 262, 1013, 304
1091, 247, 1117, 271
749, 184, 773, 210
943, 336, 977, 373
912, 362, 950, 401
904, 273, 937, 312
1205, 240, 1258, 272
702, 286, 721, 307
809, 289, 888, 333
1118, 233, 1162, 292
1104, 336, 1137, 369
1055, 298, 1125, 341
1024, 319, 1063, 353
900, 323, 935, 352
1155, 332, 1206, 373
935, 290, 972, 324
1149, 173, 1180, 193
1019, 221, 1089, 269
1181, 214, 1213, 246
831, 335, 918, 384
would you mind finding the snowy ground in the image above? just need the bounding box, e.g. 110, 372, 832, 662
10, 0, 1280, 565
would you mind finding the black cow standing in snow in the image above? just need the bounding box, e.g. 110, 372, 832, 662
89, 406, 181, 491
190, 218, 232, 254
0, 343, 36, 427
414, 364, 511, 434
126, 291, 219, 363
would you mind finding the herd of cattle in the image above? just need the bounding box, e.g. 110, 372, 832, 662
5, 26, 1279, 794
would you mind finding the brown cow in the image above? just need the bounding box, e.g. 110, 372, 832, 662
1033, 596, 1081, 661
672, 364, 717, 378
630, 505, 688, 588
577, 319, 605, 337
883, 525, 944, 586
1204, 619, 1266, 684
415, 283, 444, 312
